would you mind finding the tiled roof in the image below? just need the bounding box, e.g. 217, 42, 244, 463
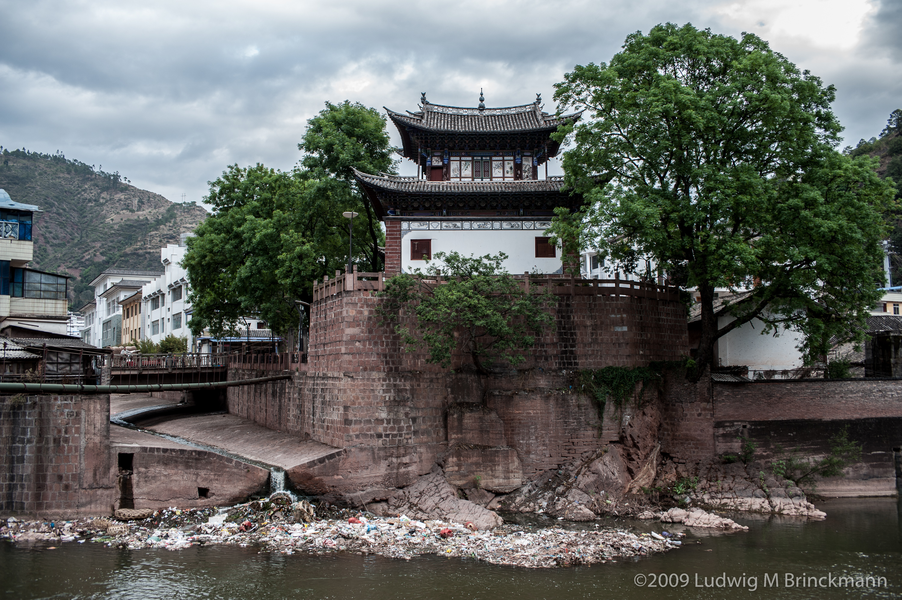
0, 338, 41, 360
353, 170, 567, 194
9, 337, 109, 353
867, 315, 902, 334
386, 101, 581, 134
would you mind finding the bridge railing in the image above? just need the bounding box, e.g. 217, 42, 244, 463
109, 352, 231, 370
228, 352, 303, 372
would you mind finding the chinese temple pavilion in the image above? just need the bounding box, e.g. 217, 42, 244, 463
353, 91, 583, 275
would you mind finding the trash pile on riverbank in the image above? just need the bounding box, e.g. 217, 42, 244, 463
1, 493, 685, 568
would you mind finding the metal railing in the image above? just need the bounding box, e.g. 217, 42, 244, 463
109, 352, 230, 370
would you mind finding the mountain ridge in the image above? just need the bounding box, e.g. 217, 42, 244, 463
0, 148, 207, 309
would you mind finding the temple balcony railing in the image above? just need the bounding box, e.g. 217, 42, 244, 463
312, 267, 680, 303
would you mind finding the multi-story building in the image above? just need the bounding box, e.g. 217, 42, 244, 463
82, 269, 162, 347
0, 189, 69, 337
119, 291, 142, 344
142, 241, 192, 348
354, 92, 583, 275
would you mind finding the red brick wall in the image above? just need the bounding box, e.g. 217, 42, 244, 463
1, 394, 115, 517
660, 373, 715, 462
384, 220, 401, 275
308, 288, 689, 374
714, 379, 902, 422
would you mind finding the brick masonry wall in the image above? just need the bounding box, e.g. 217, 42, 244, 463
384, 221, 401, 275
308, 287, 689, 374
714, 379, 902, 422
124, 446, 269, 509
1, 394, 115, 517
713, 379, 902, 496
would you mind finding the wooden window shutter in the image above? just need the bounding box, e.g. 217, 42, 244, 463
411, 239, 432, 261
535, 237, 556, 258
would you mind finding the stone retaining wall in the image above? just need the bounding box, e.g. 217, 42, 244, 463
0, 394, 115, 517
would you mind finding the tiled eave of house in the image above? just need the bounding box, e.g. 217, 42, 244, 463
353, 170, 584, 219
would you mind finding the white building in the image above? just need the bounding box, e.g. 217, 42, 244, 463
82, 269, 162, 347
142, 242, 192, 349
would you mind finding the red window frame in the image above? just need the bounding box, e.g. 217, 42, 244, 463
411, 239, 432, 261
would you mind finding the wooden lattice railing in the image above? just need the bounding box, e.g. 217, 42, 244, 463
312, 267, 679, 302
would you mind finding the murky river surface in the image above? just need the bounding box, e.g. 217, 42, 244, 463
2, 498, 900, 599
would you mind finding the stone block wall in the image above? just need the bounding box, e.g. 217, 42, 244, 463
712, 379, 902, 497
0, 394, 115, 517
120, 446, 269, 510
308, 287, 689, 374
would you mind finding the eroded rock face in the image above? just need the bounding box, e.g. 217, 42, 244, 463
660, 507, 748, 531
386, 469, 503, 530
661, 460, 827, 520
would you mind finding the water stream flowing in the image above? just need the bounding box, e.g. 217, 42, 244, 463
3, 498, 900, 599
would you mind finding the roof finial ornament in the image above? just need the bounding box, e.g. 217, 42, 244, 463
421, 92, 428, 106
478, 88, 485, 111
536, 92, 542, 104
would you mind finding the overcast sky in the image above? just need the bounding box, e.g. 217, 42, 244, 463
1, 0, 900, 208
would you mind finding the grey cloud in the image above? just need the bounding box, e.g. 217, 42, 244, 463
0, 0, 895, 207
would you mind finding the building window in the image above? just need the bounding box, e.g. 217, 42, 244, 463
151, 320, 160, 335
410, 239, 431, 261
171, 286, 182, 302
535, 237, 556, 258
895, 304, 900, 315
590, 254, 603, 270
172, 312, 182, 330
151, 296, 160, 311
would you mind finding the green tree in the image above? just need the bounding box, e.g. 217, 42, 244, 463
881, 109, 902, 138
158, 335, 188, 354
183, 164, 346, 338
184, 102, 395, 339
299, 101, 397, 272
378, 252, 555, 375
553, 23, 897, 379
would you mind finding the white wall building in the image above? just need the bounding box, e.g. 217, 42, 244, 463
142, 242, 192, 348
82, 269, 162, 347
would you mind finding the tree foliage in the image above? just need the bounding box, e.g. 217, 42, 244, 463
158, 335, 188, 354
378, 252, 555, 375
552, 23, 897, 378
184, 102, 396, 339
299, 101, 397, 272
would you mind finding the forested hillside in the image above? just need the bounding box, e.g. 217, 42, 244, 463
844, 110, 902, 283
0, 148, 206, 309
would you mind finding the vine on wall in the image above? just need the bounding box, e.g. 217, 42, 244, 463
576, 365, 661, 427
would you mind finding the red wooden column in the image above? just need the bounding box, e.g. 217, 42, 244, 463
384, 220, 402, 275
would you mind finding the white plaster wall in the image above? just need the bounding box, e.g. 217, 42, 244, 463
142, 244, 192, 348
0, 239, 33, 264
401, 228, 562, 274
716, 315, 804, 371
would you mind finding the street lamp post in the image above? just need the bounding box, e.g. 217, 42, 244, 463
342, 211, 358, 274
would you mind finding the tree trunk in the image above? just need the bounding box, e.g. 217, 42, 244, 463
692, 283, 718, 383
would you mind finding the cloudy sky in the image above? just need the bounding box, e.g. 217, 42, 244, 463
1, 0, 900, 208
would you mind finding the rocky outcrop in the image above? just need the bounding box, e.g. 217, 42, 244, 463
656, 459, 827, 519
660, 507, 748, 530
382, 469, 503, 530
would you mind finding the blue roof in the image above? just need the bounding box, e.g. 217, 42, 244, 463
0, 189, 40, 212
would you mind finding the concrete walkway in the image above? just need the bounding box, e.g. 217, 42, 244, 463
109, 394, 341, 470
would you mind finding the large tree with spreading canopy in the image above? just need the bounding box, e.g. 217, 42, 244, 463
184, 102, 395, 338
552, 23, 896, 379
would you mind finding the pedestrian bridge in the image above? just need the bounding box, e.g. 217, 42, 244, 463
107, 352, 301, 386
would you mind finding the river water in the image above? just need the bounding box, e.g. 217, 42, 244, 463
2, 498, 900, 599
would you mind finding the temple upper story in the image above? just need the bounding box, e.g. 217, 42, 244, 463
386, 91, 581, 180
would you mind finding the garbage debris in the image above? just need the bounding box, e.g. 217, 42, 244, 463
0, 496, 685, 568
